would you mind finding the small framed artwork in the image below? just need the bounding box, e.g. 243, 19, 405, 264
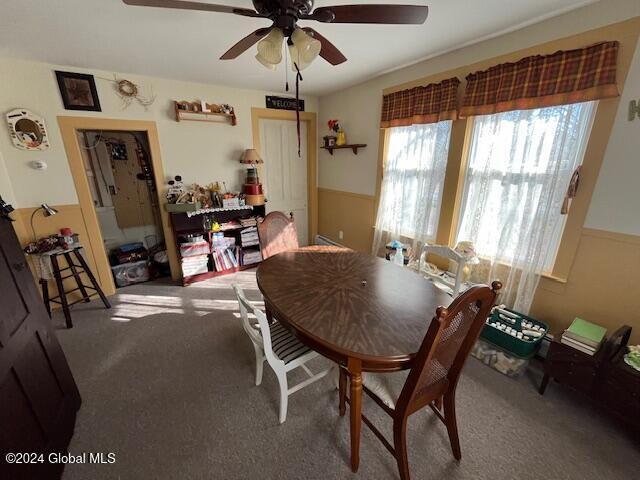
55, 70, 101, 111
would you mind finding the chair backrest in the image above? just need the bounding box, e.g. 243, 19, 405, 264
421, 244, 468, 296
257, 211, 299, 260
232, 284, 276, 360
396, 281, 502, 413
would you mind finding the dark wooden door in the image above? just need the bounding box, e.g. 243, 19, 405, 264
0, 216, 81, 479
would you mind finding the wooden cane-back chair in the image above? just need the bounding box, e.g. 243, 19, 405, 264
339, 281, 502, 480
257, 211, 299, 260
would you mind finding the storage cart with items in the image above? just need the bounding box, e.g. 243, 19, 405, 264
471, 305, 549, 377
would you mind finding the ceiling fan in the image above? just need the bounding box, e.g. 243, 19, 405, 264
123, 1, 429, 70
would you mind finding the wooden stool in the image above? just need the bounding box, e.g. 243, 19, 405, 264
40, 246, 110, 328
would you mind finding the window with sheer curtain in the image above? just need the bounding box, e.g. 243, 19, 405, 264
456, 101, 596, 311
372, 121, 452, 255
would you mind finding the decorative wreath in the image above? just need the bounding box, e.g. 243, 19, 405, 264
117, 79, 138, 98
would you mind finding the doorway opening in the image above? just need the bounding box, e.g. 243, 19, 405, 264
78, 130, 170, 288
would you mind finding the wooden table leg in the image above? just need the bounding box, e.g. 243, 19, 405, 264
347, 358, 362, 473
338, 367, 347, 416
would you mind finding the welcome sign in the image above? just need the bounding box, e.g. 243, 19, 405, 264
265, 96, 305, 111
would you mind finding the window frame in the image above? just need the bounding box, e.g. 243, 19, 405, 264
375, 121, 453, 243
450, 114, 603, 284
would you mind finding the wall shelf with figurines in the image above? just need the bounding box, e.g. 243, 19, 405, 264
174, 101, 237, 125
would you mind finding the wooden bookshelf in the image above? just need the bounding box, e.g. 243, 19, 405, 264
169, 205, 265, 286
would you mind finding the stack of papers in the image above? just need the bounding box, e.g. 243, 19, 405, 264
181, 255, 209, 276
240, 227, 260, 247
240, 217, 258, 227
219, 220, 241, 231
242, 249, 262, 265
561, 318, 607, 356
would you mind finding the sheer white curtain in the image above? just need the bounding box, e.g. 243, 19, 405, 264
373, 122, 452, 256
456, 101, 596, 312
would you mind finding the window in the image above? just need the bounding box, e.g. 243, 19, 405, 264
456, 101, 596, 271
373, 122, 452, 252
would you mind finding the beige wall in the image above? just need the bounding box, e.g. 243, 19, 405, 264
0, 58, 317, 209
0, 148, 16, 206
317, 1, 640, 344
318, 188, 374, 252
531, 229, 640, 344
585, 37, 640, 236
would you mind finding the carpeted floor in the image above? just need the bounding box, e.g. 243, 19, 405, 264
55, 271, 639, 480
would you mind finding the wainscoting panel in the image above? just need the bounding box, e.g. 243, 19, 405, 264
531, 228, 640, 344
318, 188, 375, 253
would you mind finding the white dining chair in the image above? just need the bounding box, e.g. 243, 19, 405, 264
233, 285, 332, 423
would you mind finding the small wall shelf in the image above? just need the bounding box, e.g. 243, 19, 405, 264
174, 101, 237, 125
321, 144, 367, 155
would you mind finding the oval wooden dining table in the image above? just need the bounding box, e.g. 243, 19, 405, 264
256, 245, 451, 472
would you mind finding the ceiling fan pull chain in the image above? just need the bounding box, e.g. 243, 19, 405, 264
294, 62, 303, 157
284, 48, 288, 91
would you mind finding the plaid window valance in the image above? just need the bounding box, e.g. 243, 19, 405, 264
380, 77, 460, 128
461, 41, 619, 116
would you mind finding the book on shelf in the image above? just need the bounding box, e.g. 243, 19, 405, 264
212, 246, 239, 272
560, 335, 598, 356
563, 317, 607, 349
240, 217, 258, 227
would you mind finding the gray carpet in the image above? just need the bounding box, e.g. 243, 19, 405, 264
54, 271, 639, 480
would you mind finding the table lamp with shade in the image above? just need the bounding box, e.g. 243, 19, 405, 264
240, 148, 265, 206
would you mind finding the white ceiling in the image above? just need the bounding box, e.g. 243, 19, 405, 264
0, 0, 596, 96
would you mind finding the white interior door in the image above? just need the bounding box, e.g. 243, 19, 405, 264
259, 118, 308, 245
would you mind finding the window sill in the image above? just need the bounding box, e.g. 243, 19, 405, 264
540, 272, 568, 284
475, 254, 568, 284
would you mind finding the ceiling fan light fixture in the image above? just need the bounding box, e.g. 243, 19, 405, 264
256, 27, 284, 68
255, 53, 278, 70
288, 28, 321, 71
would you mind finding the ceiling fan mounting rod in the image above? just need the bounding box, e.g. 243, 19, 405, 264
273, 15, 298, 37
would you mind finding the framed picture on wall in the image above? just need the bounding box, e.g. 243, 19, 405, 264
55, 70, 101, 112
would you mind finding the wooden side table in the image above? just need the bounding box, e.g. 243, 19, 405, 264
539, 326, 638, 437
597, 348, 640, 433
538, 338, 602, 395
39, 246, 110, 328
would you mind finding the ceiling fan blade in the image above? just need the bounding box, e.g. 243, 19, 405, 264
122, 0, 265, 18
303, 28, 347, 66
220, 27, 273, 60
303, 4, 429, 24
